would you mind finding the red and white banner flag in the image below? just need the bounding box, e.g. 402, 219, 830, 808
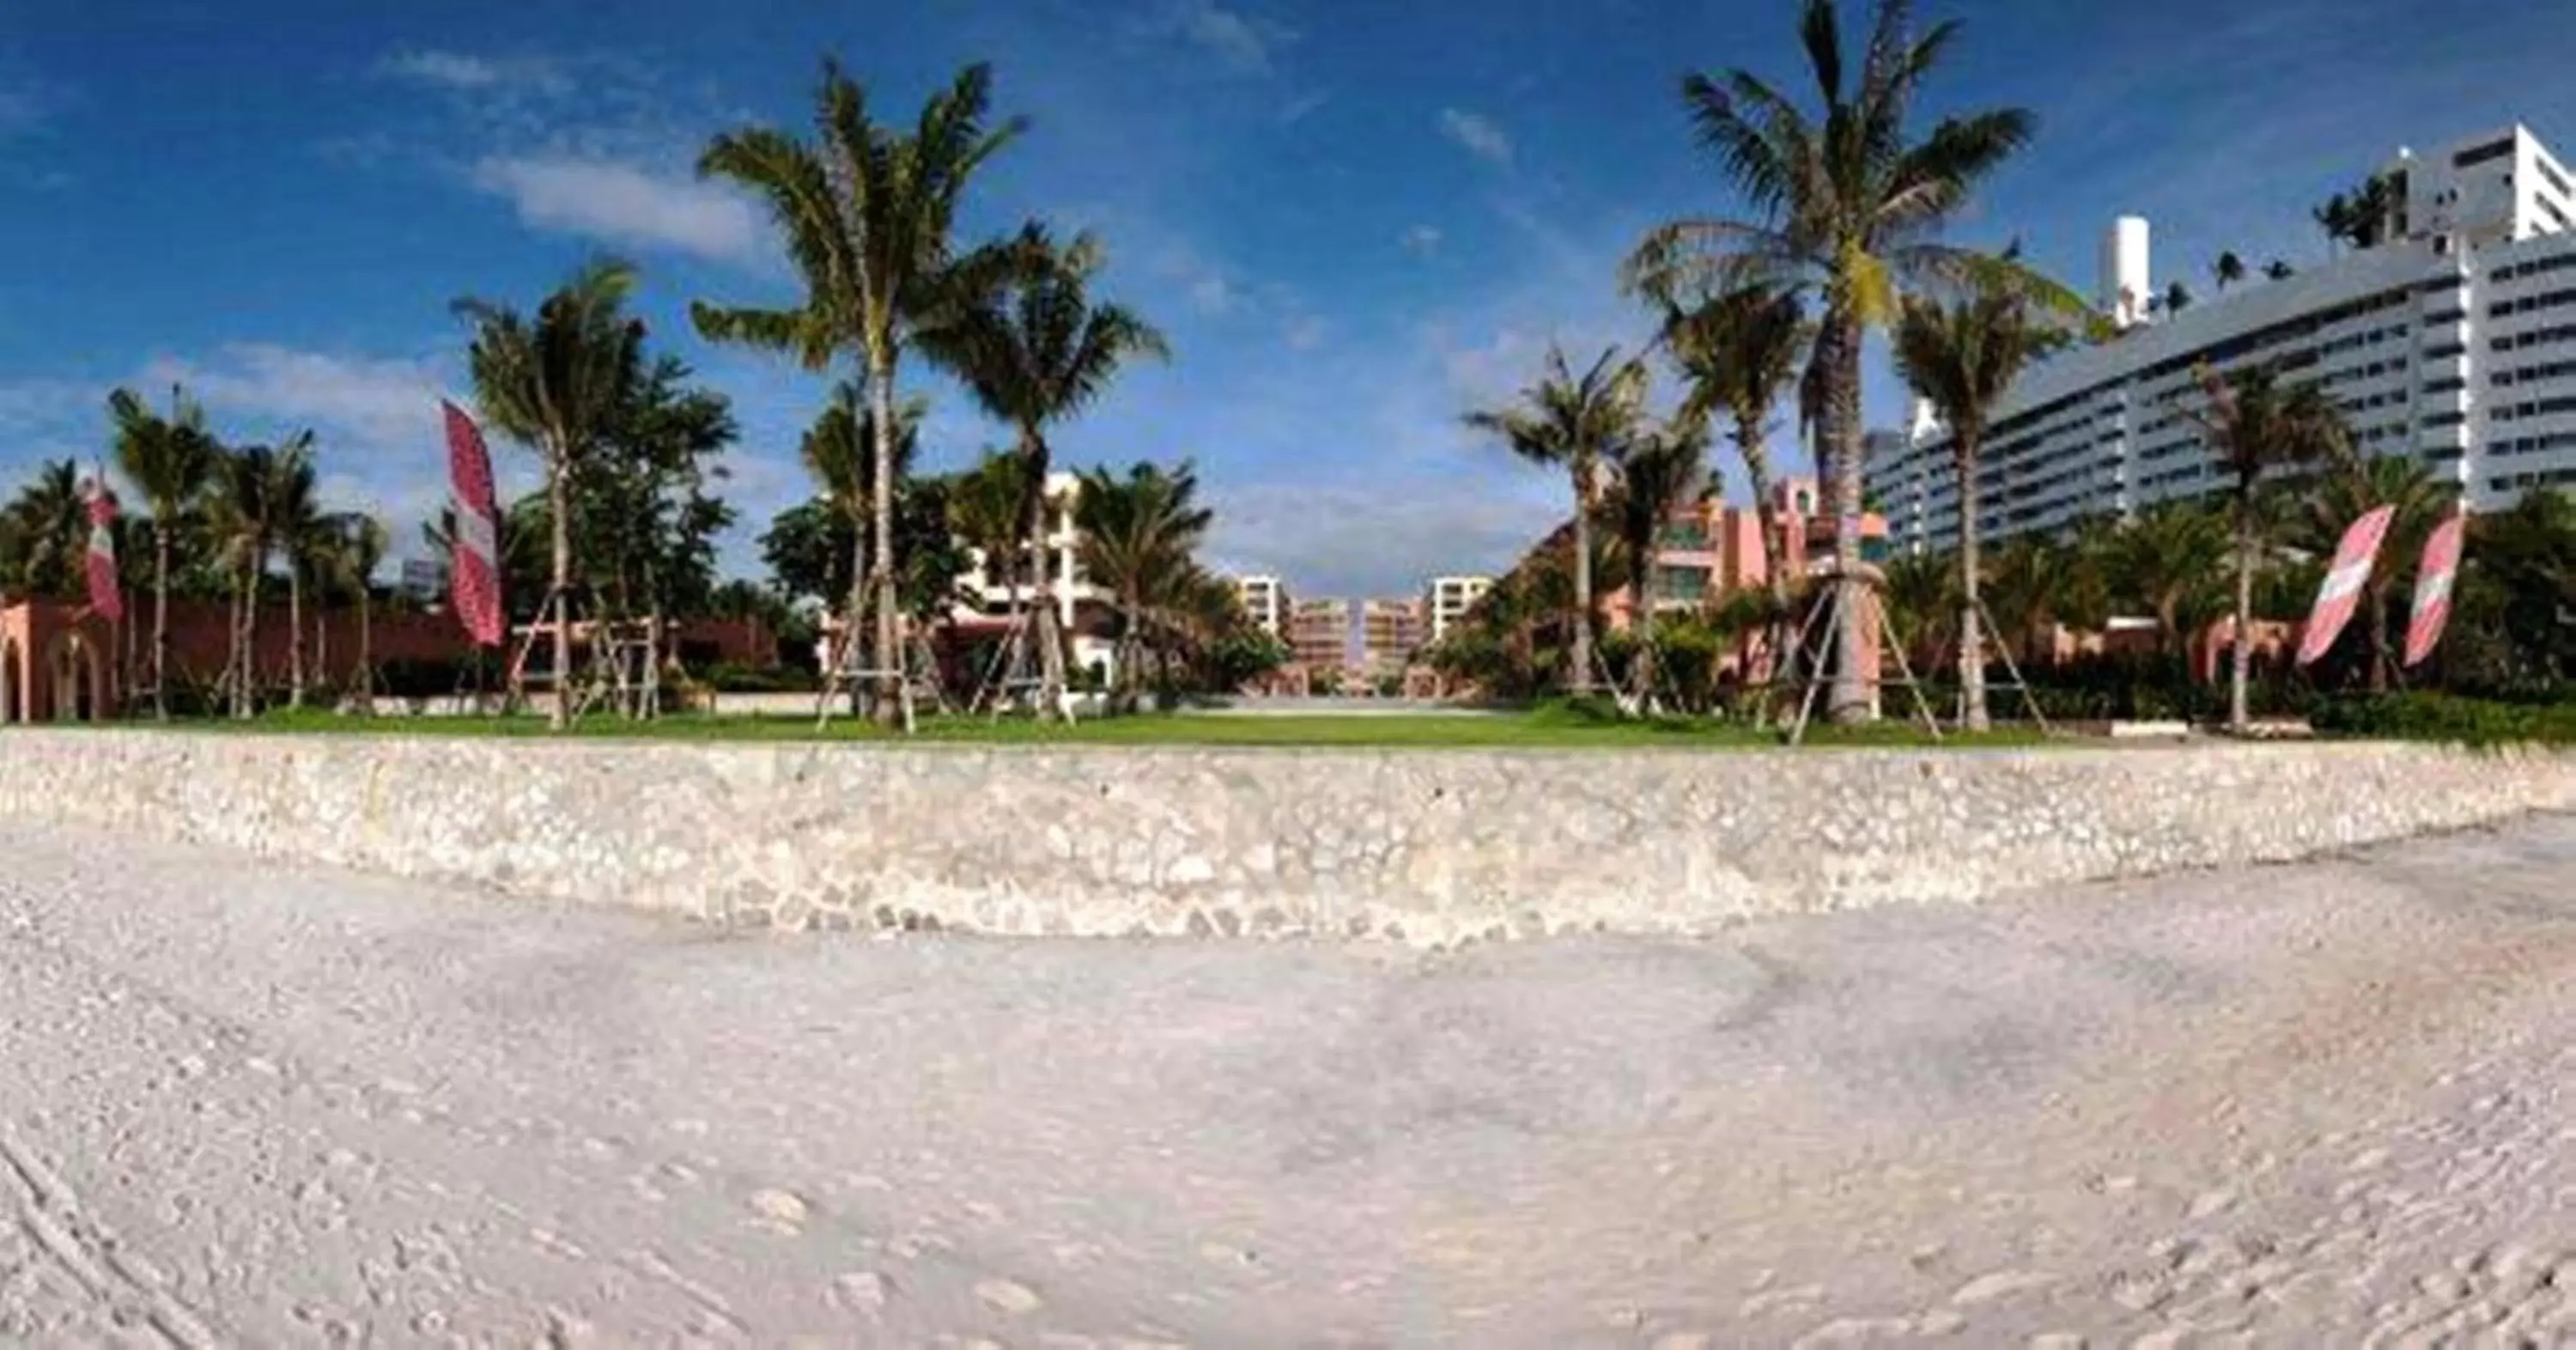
2296, 504, 2396, 667
441, 400, 504, 648
2403, 512, 2467, 668
82, 472, 122, 623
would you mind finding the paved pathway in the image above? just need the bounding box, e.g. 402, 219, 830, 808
6, 817, 2576, 1346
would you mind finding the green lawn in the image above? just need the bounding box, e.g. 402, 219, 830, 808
140, 704, 2057, 750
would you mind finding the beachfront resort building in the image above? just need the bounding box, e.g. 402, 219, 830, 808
1870, 123, 2576, 556
1423, 575, 1492, 645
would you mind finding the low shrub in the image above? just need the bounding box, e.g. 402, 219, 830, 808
2310, 692, 2576, 745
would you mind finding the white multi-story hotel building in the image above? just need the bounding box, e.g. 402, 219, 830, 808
1234, 575, 1289, 638
1423, 575, 1493, 645
1871, 124, 2576, 556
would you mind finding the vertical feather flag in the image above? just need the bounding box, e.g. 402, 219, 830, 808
2403, 512, 2467, 669
82, 471, 122, 623
2296, 505, 2395, 667
441, 400, 504, 648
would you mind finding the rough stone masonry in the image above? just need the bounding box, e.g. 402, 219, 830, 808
0, 731, 2567, 945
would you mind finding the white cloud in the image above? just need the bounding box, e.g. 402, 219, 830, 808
1439, 108, 1514, 167
1282, 315, 1327, 351
1206, 477, 1558, 599
1163, 0, 1293, 75
1188, 275, 1236, 314
381, 49, 568, 95
470, 154, 769, 268
144, 344, 453, 455
1401, 224, 1443, 258
1278, 90, 1330, 125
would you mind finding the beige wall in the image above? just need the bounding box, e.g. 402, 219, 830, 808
0, 731, 2566, 946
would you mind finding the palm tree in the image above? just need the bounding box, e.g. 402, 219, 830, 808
2163, 281, 2194, 314
799, 386, 921, 683
2263, 259, 2296, 282
265, 448, 323, 708
947, 448, 1029, 628
1073, 460, 1213, 713
207, 438, 308, 716
2291, 454, 2450, 690
2099, 501, 2230, 656
455, 258, 646, 730
325, 513, 390, 711
2214, 252, 2245, 291
932, 225, 1169, 714
694, 60, 1027, 724
5, 459, 88, 599
1625, 0, 2039, 722
1663, 284, 1806, 620
1466, 344, 1649, 695
108, 386, 220, 718
1608, 422, 1709, 706
1889, 265, 2075, 729
2177, 364, 2351, 731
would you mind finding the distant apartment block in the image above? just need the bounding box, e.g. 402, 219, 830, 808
1289, 598, 1352, 671
1423, 575, 1492, 645
1359, 598, 1426, 676
1870, 123, 2576, 554
1234, 575, 1289, 638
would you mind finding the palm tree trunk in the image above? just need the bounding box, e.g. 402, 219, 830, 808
315, 595, 330, 703
1024, 447, 1069, 718
356, 585, 374, 715
1737, 427, 1792, 686
1634, 559, 1658, 708
866, 350, 902, 727
1820, 311, 1873, 723
1957, 442, 1990, 733
547, 460, 573, 732
2366, 580, 2391, 692
288, 562, 306, 709
2231, 506, 2256, 734
1569, 459, 1595, 695
150, 526, 170, 720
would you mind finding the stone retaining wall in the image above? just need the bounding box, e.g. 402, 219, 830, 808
0, 731, 2567, 944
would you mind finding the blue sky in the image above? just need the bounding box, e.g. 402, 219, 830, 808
3, 0, 2576, 596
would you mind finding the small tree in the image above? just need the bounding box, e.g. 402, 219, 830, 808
2178, 365, 2351, 732
1465, 345, 1648, 694
1607, 422, 1708, 708
107, 386, 220, 719
454, 260, 646, 730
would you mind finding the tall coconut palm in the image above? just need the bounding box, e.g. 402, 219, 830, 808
107, 386, 220, 719
266, 448, 323, 708
2291, 453, 2451, 690
694, 60, 1027, 724
799, 386, 921, 683
1608, 422, 1709, 706
2214, 252, 2246, 292
1625, 0, 2038, 722
2177, 364, 2351, 732
1467, 345, 1648, 695
931, 224, 1169, 713
1889, 264, 2076, 729
1073, 460, 1213, 714
1664, 284, 1806, 618
455, 258, 646, 731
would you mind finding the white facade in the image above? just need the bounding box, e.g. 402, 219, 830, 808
1233, 575, 1289, 638
951, 470, 1118, 678
1871, 124, 2576, 556
1424, 575, 1493, 645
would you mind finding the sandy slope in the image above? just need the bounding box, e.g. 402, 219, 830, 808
4, 816, 2576, 1347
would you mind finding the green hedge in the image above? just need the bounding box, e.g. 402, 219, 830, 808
2309, 692, 2576, 745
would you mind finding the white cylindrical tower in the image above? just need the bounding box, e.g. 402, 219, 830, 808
2099, 216, 2152, 328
